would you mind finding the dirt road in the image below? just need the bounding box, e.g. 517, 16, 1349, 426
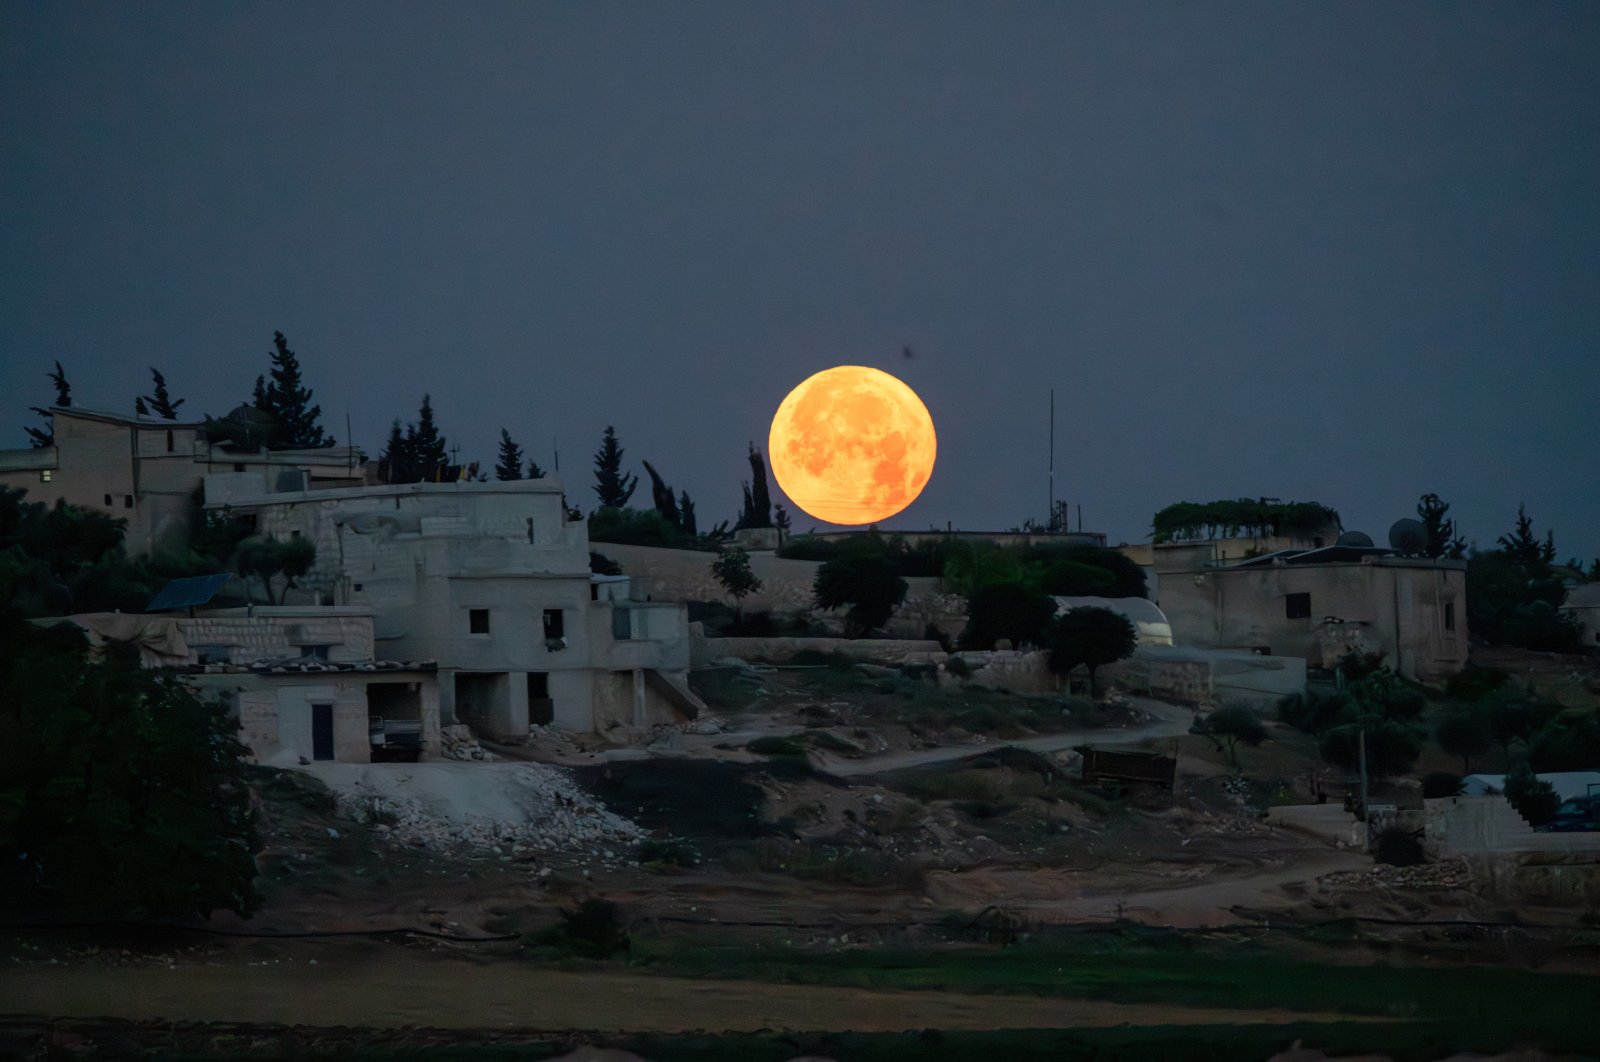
0, 957, 1373, 1033
816, 697, 1193, 778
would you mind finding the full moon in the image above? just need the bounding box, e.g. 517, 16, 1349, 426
768, 365, 937, 525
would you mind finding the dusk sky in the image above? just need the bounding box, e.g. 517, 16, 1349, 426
4, 3, 1596, 559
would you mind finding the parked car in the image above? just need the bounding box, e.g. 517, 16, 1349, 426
1538, 794, 1600, 832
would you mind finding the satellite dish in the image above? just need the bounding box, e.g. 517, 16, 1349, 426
1335, 531, 1374, 547
1388, 518, 1426, 554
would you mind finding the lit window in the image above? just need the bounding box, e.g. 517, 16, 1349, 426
469, 609, 490, 634
1285, 593, 1311, 619
40, 469, 52, 483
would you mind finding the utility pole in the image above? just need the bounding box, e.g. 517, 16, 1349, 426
1358, 727, 1370, 851
1048, 388, 1055, 530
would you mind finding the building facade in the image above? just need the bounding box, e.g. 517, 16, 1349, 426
204, 478, 701, 738
1155, 546, 1468, 683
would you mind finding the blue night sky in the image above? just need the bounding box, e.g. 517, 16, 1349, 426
3, 3, 1596, 558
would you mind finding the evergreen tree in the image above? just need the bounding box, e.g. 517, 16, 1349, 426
134, 397, 149, 416
1417, 493, 1465, 559
592, 426, 637, 509
679, 491, 697, 536
259, 331, 332, 448
642, 460, 680, 526
25, 361, 71, 448
495, 429, 525, 481
252, 375, 268, 411
711, 546, 762, 624
379, 419, 412, 484
527, 459, 546, 479
774, 503, 792, 535
736, 444, 773, 529
408, 395, 447, 482
141, 367, 185, 420
1498, 505, 1543, 567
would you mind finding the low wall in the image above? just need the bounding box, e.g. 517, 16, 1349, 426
693, 632, 945, 667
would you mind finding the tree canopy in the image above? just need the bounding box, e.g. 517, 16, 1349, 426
813, 541, 908, 638
25, 360, 71, 448
140, 367, 186, 420
253, 331, 333, 449
1150, 499, 1340, 544
735, 445, 773, 530
495, 429, 525, 481
1043, 605, 1137, 692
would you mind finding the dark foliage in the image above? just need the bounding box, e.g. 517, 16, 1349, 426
254, 331, 332, 448
1043, 606, 1137, 692
494, 429, 525, 480
234, 537, 316, 605
1029, 544, 1148, 598
1469, 506, 1583, 652
642, 460, 681, 527
1416, 493, 1466, 558
1436, 700, 1492, 773
588, 506, 709, 550
1374, 827, 1426, 867
589, 551, 623, 576
25, 361, 71, 448
1422, 772, 1464, 798
1150, 498, 1340, 543
538, 899, 630, 959
712, 547, 762, 620
1503, 763, 1560, 827
141, 367, 185, 420
735, 444, 773, 529
592, 426, 638, 509
813, 542, 909, 637
1190, 704, 1268, 769
959, 581, 1057, 650
1315, 669, 1427, 776
1446, 664, 1509, 701
1277, 689, 1352, 735
0, 616, 259, 920
1528, 709, 1600, 773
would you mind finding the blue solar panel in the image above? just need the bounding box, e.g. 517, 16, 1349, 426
147, 573, 233, 612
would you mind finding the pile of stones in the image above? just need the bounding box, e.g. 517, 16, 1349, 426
439, 724, 492, 761
1320, 858, 1470, 891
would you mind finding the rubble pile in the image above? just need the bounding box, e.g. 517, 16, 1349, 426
308, 761, 643, 859
1320, 859, 1470, 891
439, 724, 493, 761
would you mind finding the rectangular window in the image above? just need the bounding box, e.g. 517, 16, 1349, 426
123, 495, 133, 509
300, 644, 331, 660
1285, 592, 1311, 619
1444, 602, 1455, 631
193, 645, 230, 665
39, 469, 51, 483
165, 429, 174, 452
104, 493, 112, 506
234, 463, 246, 472
613, 608, 633, 640
543, 608, 566, 649
469, 609, 490, 634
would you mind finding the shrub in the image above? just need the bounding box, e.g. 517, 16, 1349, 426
538, 898, 631, 959
1503, 763, 1560, 827
945, 655, 972, 678
1042, 606, 1137, 693
813, 544, 908, 637
636, 838, 700, 868
748, 735, 806, 757
1278, 689, 1352, 735
1446, 664, 1509, 702
959, 582, 1057, 651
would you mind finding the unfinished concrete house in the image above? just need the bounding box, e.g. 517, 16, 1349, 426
202, 478, 702, 740
0, 405, 364, 558
1155, 544, 1468, 683
62, 604, 440, 763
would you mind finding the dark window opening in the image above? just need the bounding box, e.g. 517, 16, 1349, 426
469, 608, 490, 634
590, 583, 599, 601
613, 607, 632, 640
104, 493, 112, 506
543, 608, 566, 649
165, 429, 174, 452
123, 495, 133, 509
1444, 602, 1456, 631
300, 644, 331, 660
526, 517, 535, 544
1312, 537, 1325, 548
193, 644, 230, 665
1285, 592, 1311, 619
233, 463, 246, 472
353, 582, 364, 592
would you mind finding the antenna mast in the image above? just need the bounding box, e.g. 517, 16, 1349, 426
1048, 388, 1055, 530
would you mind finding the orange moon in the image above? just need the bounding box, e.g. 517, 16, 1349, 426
768, 365, 937, 525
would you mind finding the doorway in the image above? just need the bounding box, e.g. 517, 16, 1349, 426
311, 703, 334, 761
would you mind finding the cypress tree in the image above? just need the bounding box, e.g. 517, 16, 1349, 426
527, 459, 546, 479
409, 395, 447, 482
25, 361, 71, 448
679, 491, 697, 536
380, 419, 412, 484
642, 460, 680, 526
142, 367, 185, 420
260, 332, 332, 448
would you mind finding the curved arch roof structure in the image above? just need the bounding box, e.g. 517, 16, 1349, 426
1051, 595, 1173, 646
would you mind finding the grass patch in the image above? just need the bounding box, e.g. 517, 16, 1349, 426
628, 933, 1600, 1052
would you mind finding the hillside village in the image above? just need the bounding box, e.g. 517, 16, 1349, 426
3, 353, 1600, 1058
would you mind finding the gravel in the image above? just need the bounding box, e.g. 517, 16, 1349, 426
298, 761, 644, 859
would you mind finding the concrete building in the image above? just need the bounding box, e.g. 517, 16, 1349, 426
1561, 583, 1600, 651
203, 478, 702, 739
1155, 544, 1468, 683
0, 405, 364, 557
63, 606, 440, 764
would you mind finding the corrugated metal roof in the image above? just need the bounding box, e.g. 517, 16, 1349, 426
147, 573, 233, 611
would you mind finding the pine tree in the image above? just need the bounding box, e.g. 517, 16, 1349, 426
679, 491, 697, 536
409, 395, 447, 482
252, 375, 268, 411
259, 331, 332, 448
642, 460, 680, 526
1497, 505, 1543, 567
25, 361, 71, 448
774, 503, 791, 534
1417, 493, 1465, 559
592, 426, 637, 509
142, 367, 185, 420
495, 429, 525, 481
135, 397, 150, 416
527, 459, 546, 479
379, 419, 412, 484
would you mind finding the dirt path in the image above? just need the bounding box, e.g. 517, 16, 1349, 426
925, 849, 1373, 928
816, 696, 1193, 778
0, 957, 1373, 1033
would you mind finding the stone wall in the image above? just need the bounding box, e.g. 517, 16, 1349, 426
1425, 796, 1600, 856
178, 609, 375, 664
692, 630, 946, 667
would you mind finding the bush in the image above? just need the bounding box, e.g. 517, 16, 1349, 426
1503, 763, 1560, 827
1446, 664, 1509, 702
748, 735, 807, 757
1278, 689, 1352, 735
1422, 772, 1464, 799
1042, 606, 1137, 692
636, 838, 700, 868
538, 898, 631, 959
945, 655, 972, 678
813, 544, 908, 638
588, 506, 708, 550
959, 582, 1057, 651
